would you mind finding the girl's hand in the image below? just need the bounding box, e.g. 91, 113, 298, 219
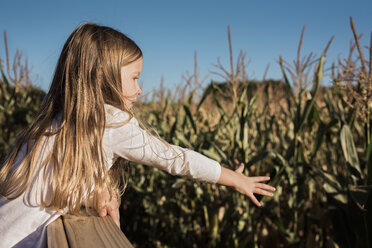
217, 163, 276, 207
97, 190, 121, 229
233, 163, 276, 207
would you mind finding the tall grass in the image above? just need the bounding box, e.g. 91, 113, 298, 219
0, 31, 45, 159
125, 17, 371, 247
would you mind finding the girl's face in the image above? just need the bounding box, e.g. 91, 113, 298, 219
120, 58, 143, 109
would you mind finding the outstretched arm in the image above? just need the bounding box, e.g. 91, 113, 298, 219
106, 105, 275, 207
217, 163, 276, 207
108, 110, 221, 183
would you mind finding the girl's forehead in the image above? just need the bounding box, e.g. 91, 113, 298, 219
121, 59, 143, 74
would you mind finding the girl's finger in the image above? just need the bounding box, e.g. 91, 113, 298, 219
248, 194, 262, 207
107, 206, 120, 229
255, 183, 276, 192
253, 188, 274, 197
99, 207, 107, 217
235, 163, 244, 174
252, 176, 271, 182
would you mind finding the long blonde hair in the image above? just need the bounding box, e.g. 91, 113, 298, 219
0, 22, 143, 214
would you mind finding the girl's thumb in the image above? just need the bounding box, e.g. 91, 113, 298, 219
235, 163, 245, 174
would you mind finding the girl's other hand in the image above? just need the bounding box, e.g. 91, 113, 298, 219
97, 190, 120, 229
233, 163, 276, 207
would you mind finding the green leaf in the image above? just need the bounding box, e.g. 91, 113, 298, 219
340, 124, 363, 184
201, 147, 222, 162
171, 178, 187, 189
213, 92, 228, 123
279, 56, 295, 101
197, 82, 214, 111
348, 184, 372, 211
315, 167, 347, 205
183, 98, 197, 133
366, 133, 372, 163
295, 54, 325, 134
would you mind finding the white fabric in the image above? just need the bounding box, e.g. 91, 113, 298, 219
0, 104, 221, 247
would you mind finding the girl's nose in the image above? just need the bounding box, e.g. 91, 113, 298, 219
137, 85, 142, 96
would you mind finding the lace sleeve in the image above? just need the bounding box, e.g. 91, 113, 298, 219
107, 111, 221, 184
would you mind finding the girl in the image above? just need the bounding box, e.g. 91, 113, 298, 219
0, 22, 276, 247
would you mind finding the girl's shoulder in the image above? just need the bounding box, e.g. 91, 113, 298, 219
104, 104, 137, 126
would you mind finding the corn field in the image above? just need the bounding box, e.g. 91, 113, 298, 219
1, 17, 371, 247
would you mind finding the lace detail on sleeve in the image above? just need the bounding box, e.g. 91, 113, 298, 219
107, 110, 221, 183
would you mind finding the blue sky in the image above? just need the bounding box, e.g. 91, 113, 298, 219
1, 0, 371, 96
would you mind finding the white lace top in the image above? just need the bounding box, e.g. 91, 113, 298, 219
0, 104, 221, 247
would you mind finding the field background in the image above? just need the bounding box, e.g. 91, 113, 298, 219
0, 18, 371, 247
